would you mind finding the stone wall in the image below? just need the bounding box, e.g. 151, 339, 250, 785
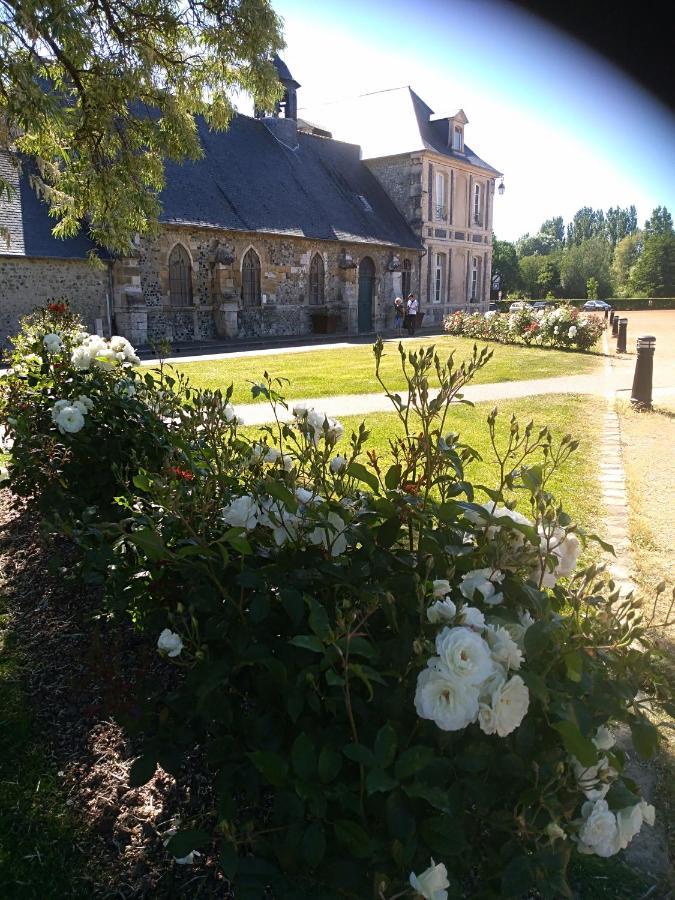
113, 227, 420, 344
0, 257, 109, 349
366, 156, 424, 232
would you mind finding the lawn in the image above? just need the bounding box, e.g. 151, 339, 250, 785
244, 393, 607, 539
152, 334, 603, 405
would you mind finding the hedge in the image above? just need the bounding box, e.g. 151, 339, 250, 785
496, 298, 675, 313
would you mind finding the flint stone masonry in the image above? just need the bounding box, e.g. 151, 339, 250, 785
0, 257, 109, 348
113, 228, 419, 344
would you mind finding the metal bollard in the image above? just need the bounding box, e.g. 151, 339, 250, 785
611, 314, 619, 337
604, 308, 609, 320
609, 310, 615, 326
631, 335, 655, 407
617, 318, 628, 352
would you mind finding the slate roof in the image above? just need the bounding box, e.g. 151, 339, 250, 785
1, 114, 421, 256
159, 113, 421, 248
299, 86, 502, 176
0, 152, 103, 259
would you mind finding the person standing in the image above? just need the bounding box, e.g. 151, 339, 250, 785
406, 293, 419, 336
393, 296, 404, 335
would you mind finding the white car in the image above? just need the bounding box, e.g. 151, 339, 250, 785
583, 300, 612, 311
509, 301, 533, 312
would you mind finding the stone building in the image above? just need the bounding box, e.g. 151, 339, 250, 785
1, 59, 501, 348
301, 87, 503, 324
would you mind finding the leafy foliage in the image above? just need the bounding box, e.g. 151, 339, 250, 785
0, 0, 284, 253
2, 308, 673, 899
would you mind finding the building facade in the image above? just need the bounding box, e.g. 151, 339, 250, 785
1, 60, 500, 349
302, 89, 502, 324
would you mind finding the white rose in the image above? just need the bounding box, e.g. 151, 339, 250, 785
174, 851, 200, 864
223, 403, 238, 423
568, 325, 577, 339
157, 628, 183, 658
409, 859, 450, 899
55, 405, 86, 434
222, 495, 259, 530
77, 394, 94, 411
577, 799, 620, 858
489, 674, 530, 737
639, 800, 655, 827
459, 568, 504, 606
427, 598, 457, 624
91, 347, 120, 371
292, 401, 310, 419
308, 511, 348, 557
51, 399, 71, 422
592, 726, 615, 752
259, 498, 301, 547
43, 332, 63, 353
0, 465, 9, 484
536, 527, 581, 586
486, 625, 523, 671
458, 606, 485, 630
330, 454, 347, 474
414, 660, 480, 731
114, 380, 136, 398
434, 626, 494, 686
616, 803, 645, 850
432, 579, 452, 599
71, 345, 93, 370
295, 486, 317, 505
572, 755, 617, 801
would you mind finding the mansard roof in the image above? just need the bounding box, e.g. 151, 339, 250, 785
0, 152, 102, 259
300, 86, 501, 176
159, 113, 421, 248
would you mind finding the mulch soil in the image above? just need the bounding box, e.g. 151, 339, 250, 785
0, 488, 232, 898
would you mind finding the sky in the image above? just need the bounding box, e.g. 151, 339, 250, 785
238, 0, 675, 242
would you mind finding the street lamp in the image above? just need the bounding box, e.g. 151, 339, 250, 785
498, 179, 505, 196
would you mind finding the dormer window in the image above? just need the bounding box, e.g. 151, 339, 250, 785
453, 127, 463, 151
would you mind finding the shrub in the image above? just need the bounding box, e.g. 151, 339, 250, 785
0, 301, 173, 519
3, 308, 673, 899
444, 305, 604, 352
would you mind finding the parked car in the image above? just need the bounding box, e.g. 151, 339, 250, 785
582, 300, 612, 311
531, 301, 555, 310
509, 301, 533, 312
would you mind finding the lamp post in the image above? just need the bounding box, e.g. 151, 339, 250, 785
631, 335, 655, 407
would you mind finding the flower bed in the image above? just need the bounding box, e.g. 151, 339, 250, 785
1, 304, 672, 900
444, 304, 604, 351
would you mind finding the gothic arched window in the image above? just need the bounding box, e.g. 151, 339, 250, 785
309, 253, 325, 305
169, 244, 193, 307
242, 248, 262, 307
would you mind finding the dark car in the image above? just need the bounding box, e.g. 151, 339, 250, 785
582, 300, 612, 311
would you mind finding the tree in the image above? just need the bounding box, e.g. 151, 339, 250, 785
515, 232, 559, 257
559, 237, 613, 298
539, 216, 565, 246
611, 232, 643, 297
0, 0, 284, 253
605, 206, 638, 248
536, 258, 561, 296
644, 206, 674, 238
518, 254, 548, 299
565, 207, 606, 246
586, 277, 599, 300
629, 234, 675, 297
491, 237, 520, 293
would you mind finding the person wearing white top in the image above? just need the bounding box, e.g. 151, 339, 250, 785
406, 294, 420, 336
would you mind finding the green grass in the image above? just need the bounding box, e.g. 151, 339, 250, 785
0, 605, 89, 899
153, 334, 603, 405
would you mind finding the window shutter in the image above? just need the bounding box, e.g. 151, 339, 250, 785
468, 175, 473, 228
449, 170, 454, 225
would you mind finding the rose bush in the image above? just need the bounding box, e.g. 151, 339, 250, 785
444, 304, 604, 351
2, 308, 673, 899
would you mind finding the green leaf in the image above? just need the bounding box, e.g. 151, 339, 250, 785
343, 743, 375, 767
291, 733, 316, 781
394, 746, 436, 780
289, 635, 324, 653
366, 768, 398, 796
631, 718, 659, 759
127, 528, 167, 561
333, 820, 371, 857
374, 724, 397, 769
222, 529, 252, 555
250, 751, 289, 787
384, 463, 401, 490
166, 829, 210, 858
308, 598, 331, 640
302, 823, 326, 869
563, 650, 583, 683
552, 721, 598, 767
132, 472, 151, 491
520, 670, 550, 707
128, 754, 156, 787
377, 516, 401, 548
219, 843, 239, 879
524, 620, 557, 658
346, 461, 380, 493
318, 746, 343, 783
